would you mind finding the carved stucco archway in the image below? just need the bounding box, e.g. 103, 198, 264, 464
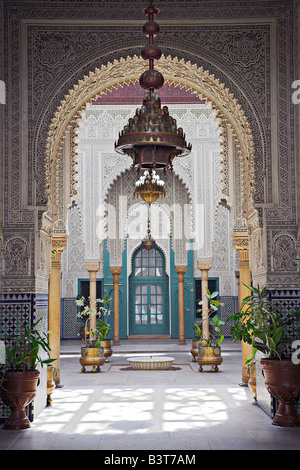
44, 54, 262, 285
104, 167, 193, 268
45, 55, 256, 226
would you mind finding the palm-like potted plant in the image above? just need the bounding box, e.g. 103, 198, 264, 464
195, 288, 225, 372
228, 284, 300, 427
0, 318, 55, 429
76, 296, 111, 372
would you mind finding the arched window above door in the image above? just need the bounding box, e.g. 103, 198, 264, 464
134, 247, 163, 277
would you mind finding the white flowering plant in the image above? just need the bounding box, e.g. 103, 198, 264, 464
76, 296, 112, 347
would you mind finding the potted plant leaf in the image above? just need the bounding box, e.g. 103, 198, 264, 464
98, 296, 113, 362
76, 296, 111, 372
228, 284, 300, 427
196, 288, 225, 372
76, 295, 91, 340
0, 318, 55, 430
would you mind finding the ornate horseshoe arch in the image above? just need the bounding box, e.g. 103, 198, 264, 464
45, 55, 258, 241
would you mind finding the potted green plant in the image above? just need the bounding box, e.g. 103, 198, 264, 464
76, 296, 111, 372
76, 295, 91, 340
0, 318, 55, 430
98, 296, 113, 362
228, 284, 300, 427
196, 288, 225, 372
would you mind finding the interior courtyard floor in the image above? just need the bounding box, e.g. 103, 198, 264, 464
1, 338, 300, 451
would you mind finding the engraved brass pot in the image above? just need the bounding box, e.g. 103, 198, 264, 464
191, 339, 201, 362
247, 362, 256, 399
46, 364, 55, 406
102, 339, 113, 362
197, 345, 223, 372
80, 346, 105, 372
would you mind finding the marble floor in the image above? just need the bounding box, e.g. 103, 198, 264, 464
1, 338, 300, 451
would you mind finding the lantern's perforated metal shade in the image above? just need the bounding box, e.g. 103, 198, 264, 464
115, 2, 192, 172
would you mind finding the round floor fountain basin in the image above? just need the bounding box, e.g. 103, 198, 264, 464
127, 356, 175, 370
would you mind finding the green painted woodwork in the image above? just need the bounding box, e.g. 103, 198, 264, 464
129, 246, 169, 335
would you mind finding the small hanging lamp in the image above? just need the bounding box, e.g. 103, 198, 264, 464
134, 169, 165, 204
115, 1, 192, 172
142, 204, 156, 250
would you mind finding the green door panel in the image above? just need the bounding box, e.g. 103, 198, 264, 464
129, 246, 169, 336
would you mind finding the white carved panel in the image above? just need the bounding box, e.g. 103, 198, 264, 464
63, 102, 237, 296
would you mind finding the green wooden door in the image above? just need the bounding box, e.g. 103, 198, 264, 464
129, 247, 169, 335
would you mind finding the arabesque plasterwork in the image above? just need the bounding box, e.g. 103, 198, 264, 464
1, 0, 298, 294
45, 56, 256, 233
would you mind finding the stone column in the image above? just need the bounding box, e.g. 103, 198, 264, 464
110, 266, 122, 345
197, 259, 212, 340
48, 235, 67, 386
233, 233, 252, 386
175, 265, 187, 345
86, 261, 100, 333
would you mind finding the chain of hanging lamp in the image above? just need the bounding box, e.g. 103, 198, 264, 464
114, 1, 192, 172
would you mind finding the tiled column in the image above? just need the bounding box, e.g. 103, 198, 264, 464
86, 261, 100, 333
175, 265, 187, 344
110, 266, 122, 345
197, 259, 212, 340
48, 235, 67, 386
233, 233, 252, 386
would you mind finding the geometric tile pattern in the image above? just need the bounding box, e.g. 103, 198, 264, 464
0, 293, 34, 338
219, 296, 239, 337
269, 289, 300, 345
61, 298, 80, 339
0, 293, 35, 422
256, 289, 300, 418
35, 294, 48, 332
270, 289, 300, 415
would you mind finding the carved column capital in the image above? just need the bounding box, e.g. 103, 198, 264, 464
232, 232, 249, 262
52, 234, 67, 252
51, 234, 67, 264
110, 266, 122, 276
85, 261, 100, 273
175, 265, 187, 275
197, 259, 212, 271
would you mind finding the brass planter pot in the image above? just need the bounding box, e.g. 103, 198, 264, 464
46, 365, 56, 406
102, 339, 113, 362
80, 346, 105, 372
191, 339, 201, 362
248, 362, 256, 400
197, 346, 223, 372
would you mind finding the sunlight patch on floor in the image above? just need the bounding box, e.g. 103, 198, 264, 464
29, 385, 241, 436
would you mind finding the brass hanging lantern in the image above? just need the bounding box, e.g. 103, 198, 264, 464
141, 204, 156, 250
134, 169, 165, 204
114, 1, 192, 172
